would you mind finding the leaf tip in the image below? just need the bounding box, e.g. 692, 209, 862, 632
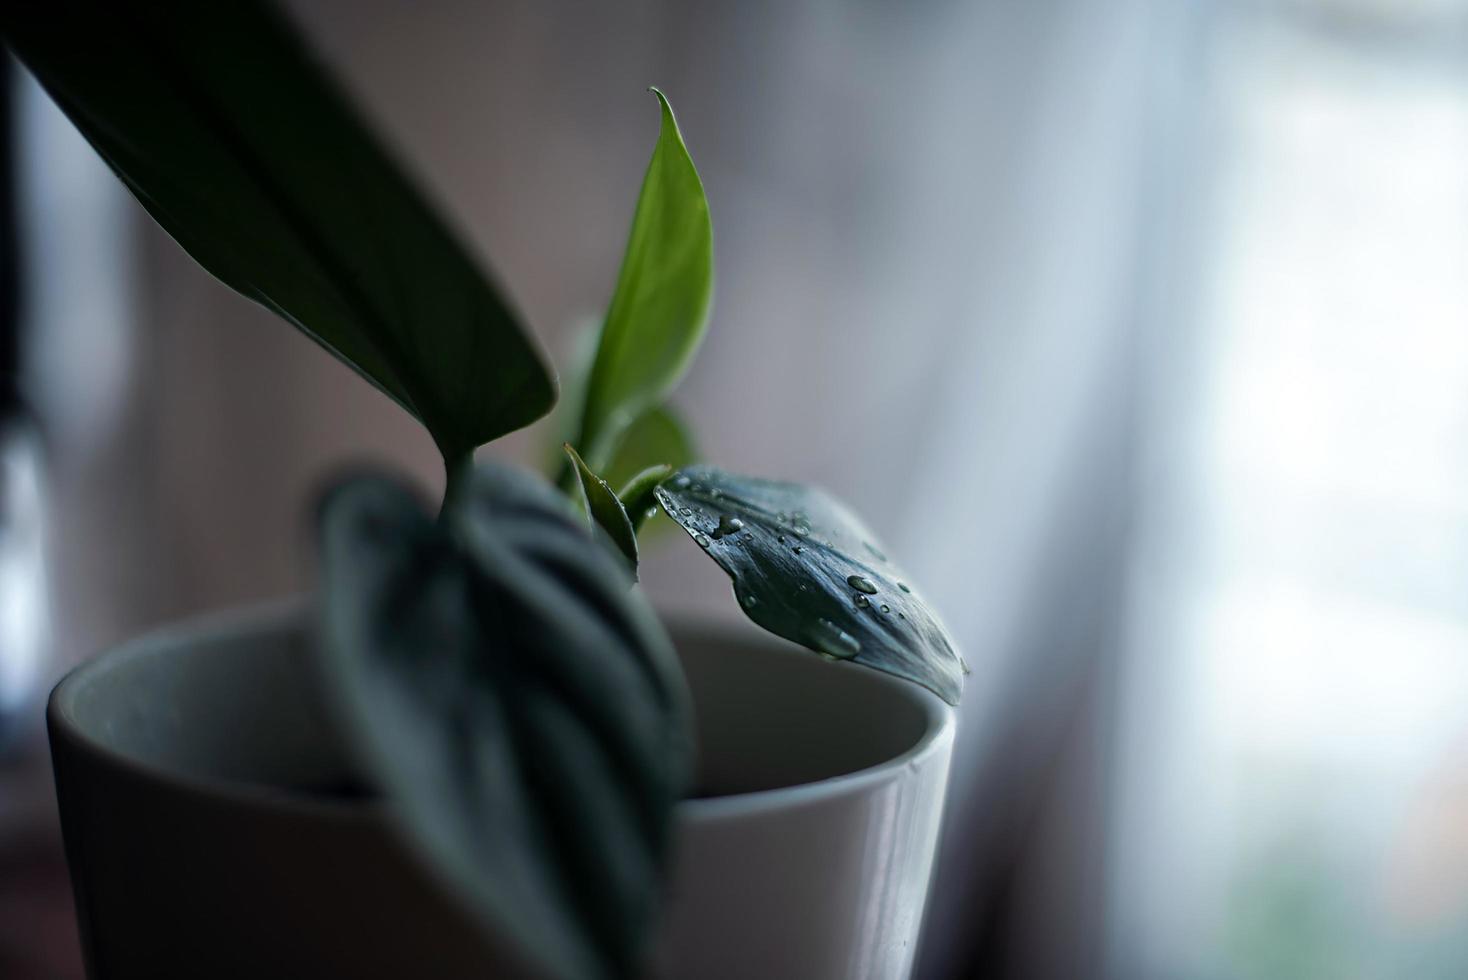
646, 86, 678, 127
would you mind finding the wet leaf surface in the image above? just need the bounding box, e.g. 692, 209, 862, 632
655, 465, 965, 704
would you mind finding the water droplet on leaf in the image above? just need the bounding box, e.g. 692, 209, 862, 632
847, 575, 878, 594
854, 594, 871, 609
713, 515, 743, 538
897, 582, 912, 593
694, 532, 710, 548
809, 619, 861, 660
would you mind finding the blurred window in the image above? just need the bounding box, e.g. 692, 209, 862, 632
1113, 0, 1468, 977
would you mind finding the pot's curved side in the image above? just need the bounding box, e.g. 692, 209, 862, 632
48, 605, 541, 980
659, 728, 952, 980
657, 618, 955, 980
50, 718, 531, 979
48, 603, 955, 980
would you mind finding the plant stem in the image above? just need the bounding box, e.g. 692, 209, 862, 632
441, 450, 475, 519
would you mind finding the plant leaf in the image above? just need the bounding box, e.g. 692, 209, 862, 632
318, 462, 689, 980
577, 90, 712, 470
654, 465, 966, 705
565, 444, 639, 573
601, 405, 697, 492
599, 405, 697, 540
544, 325, 696, 505
617, 465, 672, 534
3, 0, 554, 458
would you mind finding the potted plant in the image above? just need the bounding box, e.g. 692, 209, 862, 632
7, 2, 967, 978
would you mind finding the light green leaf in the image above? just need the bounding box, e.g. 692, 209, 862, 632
3, 0, 554, 459
655, 465, 966, 705
543, 322, 696, 497
598, 405, 697, 539
318, 462, 689, 980
565, 444, 639, 573
578, 90, 713, 470
601, 405, 697, 492
617, 465, 672, 534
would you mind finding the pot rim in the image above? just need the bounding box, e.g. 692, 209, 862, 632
49, 598, 956, 826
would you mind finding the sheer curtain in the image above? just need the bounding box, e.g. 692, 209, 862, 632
1110, 1, 1468, 977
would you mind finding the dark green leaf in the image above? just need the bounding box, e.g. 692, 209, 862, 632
617, 465, 672, 534
3, 0, 554, 458
578, 90, 712, 469
654, 465, 966, 705
318, 462, 689, 980
565, 444, 639, 573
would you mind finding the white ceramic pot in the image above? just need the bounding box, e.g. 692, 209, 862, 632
48, 601, 954, 979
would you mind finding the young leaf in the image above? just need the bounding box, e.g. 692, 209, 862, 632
601, 405, 697, 493
3, 0, 554, 459
565, 444, 639, 573
545, 324, 696, 500
655, 465, 966, 705
318, 462, 690, 980
577, 90, 713, 470
603, 406, 697, 539
617, 465, 672, 534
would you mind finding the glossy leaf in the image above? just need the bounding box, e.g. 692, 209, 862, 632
3, 0, 554, 459
655, 465, 966, 704
318, 462, 689, 980
617, 465, 672, 534
565, 444, 639, 573
578, 90, 713, 469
